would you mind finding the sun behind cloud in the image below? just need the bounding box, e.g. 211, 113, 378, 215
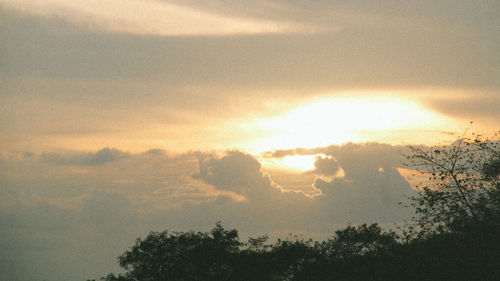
260, 154, 321, 172
242, 93, 457, 154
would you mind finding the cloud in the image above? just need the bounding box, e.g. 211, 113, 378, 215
424, 93, 500, 122
193, 151, 277, 197
322, 143, 407, 179
190, 146, 414, 228
262, 147, 323, 158
81, 191, 139, 233
189, 151, 316, 229
264, 143, 407, 171
1, 2, 498, 155
264, 143, 415, 223
1, 1, 497, 91
313, 156, 341, 176
0, 0, 309, 36
0, 192, 146, 281
0, 144, 419, 280
41, 147, 129, 166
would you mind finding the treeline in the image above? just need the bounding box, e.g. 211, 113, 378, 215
100, 134, 500, 281
101, 220, 499, 281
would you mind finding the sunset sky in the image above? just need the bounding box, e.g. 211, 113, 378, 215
1, 1, 499, 280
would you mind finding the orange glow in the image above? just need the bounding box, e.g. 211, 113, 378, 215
259, 154, 321, 172
242, 94, 457, 153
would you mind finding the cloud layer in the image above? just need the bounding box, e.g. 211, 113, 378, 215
1, 0, 498, 154
0, 143, 415, 280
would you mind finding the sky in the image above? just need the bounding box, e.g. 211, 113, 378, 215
0, 0, 499, 280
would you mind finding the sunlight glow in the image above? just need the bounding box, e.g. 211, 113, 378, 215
246, 95, 452, 153
260, 154, 320, 172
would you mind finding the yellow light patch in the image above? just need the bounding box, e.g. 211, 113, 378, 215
245, 94, 454, 153
260, 154, 320, 172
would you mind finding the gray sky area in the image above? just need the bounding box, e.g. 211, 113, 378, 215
0, 0, 499, 280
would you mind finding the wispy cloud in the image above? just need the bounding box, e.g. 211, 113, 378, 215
1, 0, 311, 36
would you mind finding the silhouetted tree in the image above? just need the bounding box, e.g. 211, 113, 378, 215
269, 236, 319, 281
404, 131, 500, 236
322, 223, 397, 259
102, 274, 132, 281
110, 222, 240, 281
231, 235, 275, 281
294, 224, 398, 281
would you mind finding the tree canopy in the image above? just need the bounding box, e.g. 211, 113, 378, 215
404, 132, 500, 236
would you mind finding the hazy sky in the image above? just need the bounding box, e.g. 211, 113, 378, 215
1, 1, 499, 280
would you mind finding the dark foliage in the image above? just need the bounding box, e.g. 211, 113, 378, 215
403, 132, 500, 236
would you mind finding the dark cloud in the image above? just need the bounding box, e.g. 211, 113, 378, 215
193, 151, 274, 197
313, 143, 414, 223
41, 147, 129, 166
313, 156, 340, 176
190, 146, 414, 228
323, 143, 407, 179
262, 147, 323, 158
313, 179, 412, 223
189, 144, 413, 226
264, 143, 414, 223
264, 143, 407, 166
190, 150, 324, 232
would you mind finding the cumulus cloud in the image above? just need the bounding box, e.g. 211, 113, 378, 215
264, 143, 407, 174
323, 143, 407, 179
312, 168, 413, 223
190, 145, 414, 228
313, 156, 340, 176
193, 151, 278, 197
264, 143, 415, 223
